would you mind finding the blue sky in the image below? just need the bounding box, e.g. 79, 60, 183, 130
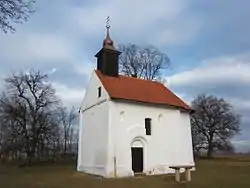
0, 0, 250, 152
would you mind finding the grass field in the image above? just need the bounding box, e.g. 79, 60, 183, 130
1, 156, 250, 188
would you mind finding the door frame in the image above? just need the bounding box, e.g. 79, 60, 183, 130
130, 136, 147, 174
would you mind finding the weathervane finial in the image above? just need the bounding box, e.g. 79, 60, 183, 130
103, 16, 114, 50
106, 16, 110, 29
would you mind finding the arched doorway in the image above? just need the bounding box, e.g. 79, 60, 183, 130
131, 139, 144, 173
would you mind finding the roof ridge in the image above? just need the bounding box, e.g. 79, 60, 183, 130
119, 74, 161, 83
95, 69, 161, 84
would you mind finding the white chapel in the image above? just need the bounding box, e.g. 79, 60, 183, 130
77, 25, 195, 178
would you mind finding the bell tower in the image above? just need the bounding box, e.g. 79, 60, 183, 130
95, 17, 121, 77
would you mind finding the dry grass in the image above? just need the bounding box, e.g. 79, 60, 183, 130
1, 156, 250, 188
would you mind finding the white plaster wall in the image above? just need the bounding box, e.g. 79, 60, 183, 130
77, 71, 110, 177
80, 71, 109, 110
107, 100, 195, 177
77, 71, 194, 178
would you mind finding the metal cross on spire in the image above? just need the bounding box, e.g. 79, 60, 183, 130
106, 16, 110, 29
103, 16, 114, 50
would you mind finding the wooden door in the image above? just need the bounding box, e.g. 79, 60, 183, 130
131, 147, 143, 173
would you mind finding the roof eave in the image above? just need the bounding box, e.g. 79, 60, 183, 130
180, 108, 195, 114
111, 97, 193, 112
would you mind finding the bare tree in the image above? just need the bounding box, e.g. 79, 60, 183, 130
191, 94, 240, 158
0, 0, 36, 33
118, 43, 170, 81
58, 106, 77, 155
0, 70, 60, 164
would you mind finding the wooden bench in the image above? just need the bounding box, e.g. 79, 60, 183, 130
169, 165, 194, 182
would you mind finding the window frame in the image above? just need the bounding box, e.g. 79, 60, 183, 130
98, 86, 101, 98
145, 118, 152, 135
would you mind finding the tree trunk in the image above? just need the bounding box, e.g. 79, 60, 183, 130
207, 144, 213, 158
64, 133, 67, 155
27, 151, 35, 165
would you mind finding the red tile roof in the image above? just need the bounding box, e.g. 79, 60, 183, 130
95, 70, 192, 111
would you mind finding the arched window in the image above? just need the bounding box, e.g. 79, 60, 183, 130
120, 111, 125, 121
158, 114, 163, 122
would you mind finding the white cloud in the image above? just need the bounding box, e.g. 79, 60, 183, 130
232, 140, 250, 145
73, 60, 96, 81
0, 32, 76, 66
0, 76, 4, 92
46, 68, 58, 75
52, 82, 86, 108
227, 98, 250, 112
165, 51, 250, 115
173, 92, 192, 105
166, 52, 250, 87
231, 140, 250, 152
70, 0, 199, 46
152, 17, 200, 46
